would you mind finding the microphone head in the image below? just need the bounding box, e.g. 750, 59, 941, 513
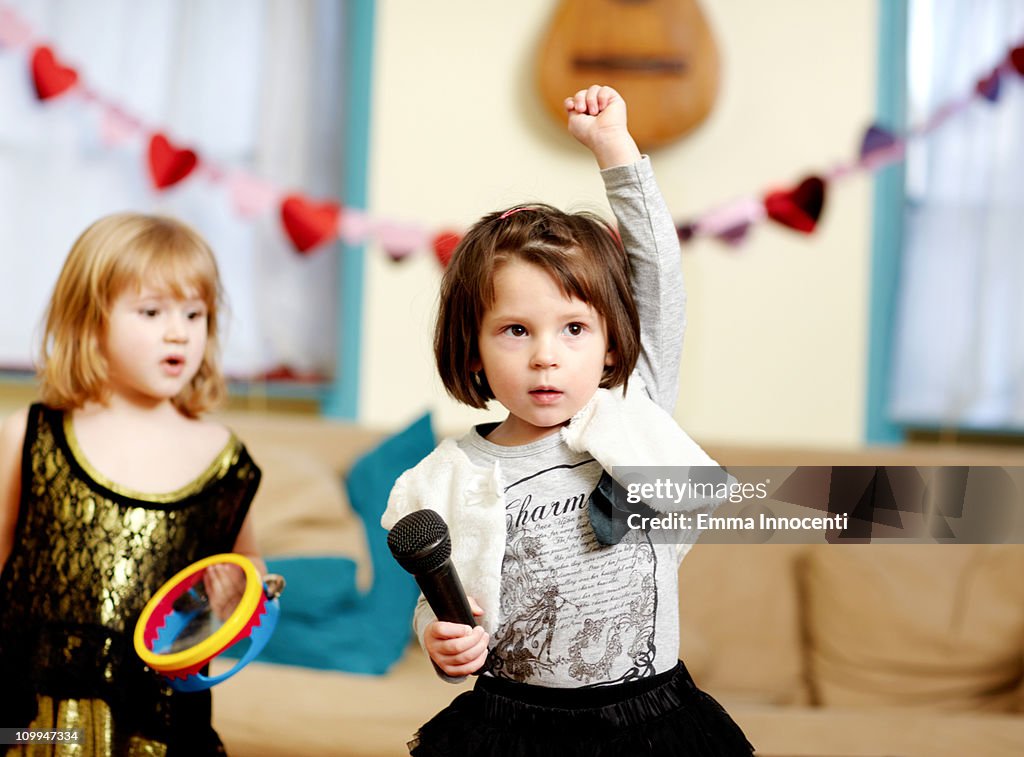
387, 509, 451, 574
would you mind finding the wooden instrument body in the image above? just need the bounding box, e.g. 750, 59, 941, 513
537, 0, 720, 150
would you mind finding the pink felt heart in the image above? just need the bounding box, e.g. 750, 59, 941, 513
764, 177, 826, 234
715, 222, 753, 246
280, 194, 341, 254
229, 174, 278, 218
99, 108, 137, 146
695, 197, 763, 238
148, 134, 198, 190
0, 9, 33, 48
375, 221, 428, 261
31, 45, 78, 100
338, 209, 371, 246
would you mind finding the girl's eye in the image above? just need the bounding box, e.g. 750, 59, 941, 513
187, 310, 206, 321
565, 323, 584, 336
505, 325, 527, 337
140, 308, 159, 317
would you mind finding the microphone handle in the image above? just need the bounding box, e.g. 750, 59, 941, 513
416, 559, 476, 628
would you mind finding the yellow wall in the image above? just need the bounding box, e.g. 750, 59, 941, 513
361, 1, 878, 447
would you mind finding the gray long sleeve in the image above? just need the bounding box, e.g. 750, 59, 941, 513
601, 157, 685, 414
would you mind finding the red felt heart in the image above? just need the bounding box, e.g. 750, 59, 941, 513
764, 176, 826, 234
148, 134, 198, 190
1009, 45, 1024, 76
432, 230, 462, 267
281, 195, 341, 254
31, 45, 79, 100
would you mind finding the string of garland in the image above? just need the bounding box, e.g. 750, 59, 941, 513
3, 4, 1023, 260
677, 41, 1024, 246
0, 4, 460, 264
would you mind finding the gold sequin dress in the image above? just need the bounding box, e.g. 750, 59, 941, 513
0, 404, 261, 756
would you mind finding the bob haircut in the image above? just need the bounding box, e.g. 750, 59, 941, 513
38, 212, 225, 418
435, 203, 640, 409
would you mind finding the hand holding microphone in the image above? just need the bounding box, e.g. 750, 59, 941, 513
386, 509, 489, 677
423, 596, 488, 678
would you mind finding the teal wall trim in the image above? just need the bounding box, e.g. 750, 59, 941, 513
323, 0, 375, 419
865, 0, 908, 443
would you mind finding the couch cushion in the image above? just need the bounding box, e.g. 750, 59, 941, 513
212, 644, 470, 757
805, 544, 1024, 711
246, 443, 368, 560
221, 411, 387, 474
678, 543, 809, 705
730, 705, 1024, 757
218, 412, 386, 588
219, 413, 434, 678
346, 412, 434, 523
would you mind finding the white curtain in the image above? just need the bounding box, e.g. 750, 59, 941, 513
889, 0, 1024, 430
0, 0, 345, 378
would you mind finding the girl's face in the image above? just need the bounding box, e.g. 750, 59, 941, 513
103, 285, 208, 407
473, 259, 614, 446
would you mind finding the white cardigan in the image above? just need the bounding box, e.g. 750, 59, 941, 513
381, 378, 719, 639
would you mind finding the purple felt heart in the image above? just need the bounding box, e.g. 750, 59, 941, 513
715, 223, 752, 246
859, 125, 898, 160
976, 68, 1001, 102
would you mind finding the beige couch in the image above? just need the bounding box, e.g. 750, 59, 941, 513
191, 414, 1022, 756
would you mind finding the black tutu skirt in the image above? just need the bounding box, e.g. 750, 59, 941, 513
409, 661, 755, 756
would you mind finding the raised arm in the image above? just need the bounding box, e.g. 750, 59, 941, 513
565, 85, 641, 170
0, 407, 28, 570
565, 85, 686, 413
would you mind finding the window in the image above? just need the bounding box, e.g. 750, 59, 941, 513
873, 0, 1024, 437
0, 0, 351, 390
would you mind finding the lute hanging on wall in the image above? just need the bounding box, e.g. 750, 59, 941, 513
537, 0, 720, 150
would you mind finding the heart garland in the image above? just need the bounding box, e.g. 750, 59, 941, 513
30, 45, 78, 100
9, 3, 1024, 256
675, 40, 1024, 246
148, 134, 198, 190
280, 195, 342, 254
764, 177, 826, 234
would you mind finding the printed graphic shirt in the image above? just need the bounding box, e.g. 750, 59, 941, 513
458, 157, 686, 687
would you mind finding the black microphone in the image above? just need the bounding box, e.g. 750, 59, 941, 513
387, 509, 476, 628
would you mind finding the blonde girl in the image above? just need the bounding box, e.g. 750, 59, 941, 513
0, 213, 262, 756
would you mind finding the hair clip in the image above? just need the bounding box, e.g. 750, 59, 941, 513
499, 206, 533, 220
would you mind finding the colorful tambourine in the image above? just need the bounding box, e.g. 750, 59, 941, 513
134, 553, 283, 692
